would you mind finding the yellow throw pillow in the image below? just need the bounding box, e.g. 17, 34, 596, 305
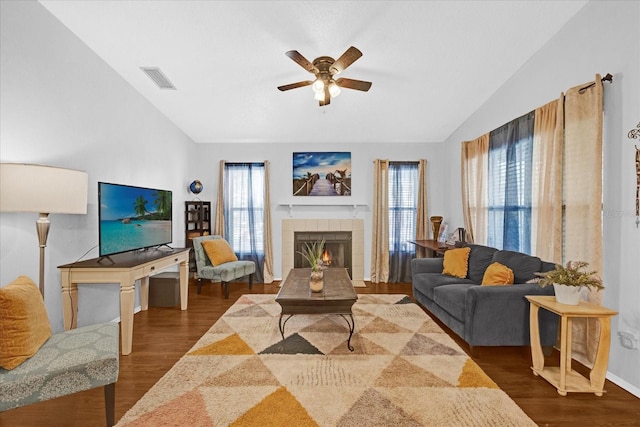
442, 247, 471, 278
0, 276, 52, 370
481, 262, 515, 286
201, 239, 238, 266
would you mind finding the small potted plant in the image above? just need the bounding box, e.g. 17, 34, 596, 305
298, 239, 325, 292
535, 261, 604, 305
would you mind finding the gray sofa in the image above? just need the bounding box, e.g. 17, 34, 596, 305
411, 244, 559, 348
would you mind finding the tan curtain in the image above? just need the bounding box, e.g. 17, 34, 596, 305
564, 75, 604, 366
262, 161, 274, 283
532, 98, 564, 264
370, 159, 389, 283
461, 134, 489, 244
214, 160, 226, 237
415, 159, 429, 258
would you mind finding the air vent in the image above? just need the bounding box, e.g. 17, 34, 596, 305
140, 67, 176, 90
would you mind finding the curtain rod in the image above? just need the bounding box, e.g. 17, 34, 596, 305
579, 73, 613, 93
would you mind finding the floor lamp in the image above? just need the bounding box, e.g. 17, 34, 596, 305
0, 163, 88, 297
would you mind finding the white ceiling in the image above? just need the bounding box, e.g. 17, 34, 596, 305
39, 0, 587, 144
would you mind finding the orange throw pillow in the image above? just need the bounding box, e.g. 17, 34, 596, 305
481, 262, 515, 286
0, 276, 52, 370
201, 239, 238, 266
442, 247, 471, 278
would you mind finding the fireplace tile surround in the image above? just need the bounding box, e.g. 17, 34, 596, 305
282, 219, 365, 286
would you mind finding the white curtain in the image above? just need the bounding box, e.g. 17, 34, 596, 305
214, 160, 226, 237
532, 98, 564, 264
263, 161, 273, 283
461, 134, 489, 244
370, 159, 389, 283
416, 159, 429, 258
563, 75, 604, 365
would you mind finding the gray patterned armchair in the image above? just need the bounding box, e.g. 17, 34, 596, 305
0, 322, 120, 426
192, 235, 255, 298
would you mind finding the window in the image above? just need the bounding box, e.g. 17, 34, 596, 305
223, 163, 264, 256
487, 111, 534, 253
388, 161, 418, 282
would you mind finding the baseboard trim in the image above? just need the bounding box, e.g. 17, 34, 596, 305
110, 305, 142, 324
607, 371, 640, 398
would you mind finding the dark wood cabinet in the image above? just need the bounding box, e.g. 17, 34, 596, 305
185, 201, 211, 271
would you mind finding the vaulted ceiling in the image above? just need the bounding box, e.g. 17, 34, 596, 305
39, 1, 587, 144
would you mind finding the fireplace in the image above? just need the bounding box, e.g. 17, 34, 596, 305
294, 231, 352, 278
282, 219, 364, 284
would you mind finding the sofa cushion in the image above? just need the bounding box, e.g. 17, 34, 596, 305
466, 244, 499, 283
442, 247, 471, 278
492, 250, 542, 283
481, 262, 514, 286
412, 273, 476, 300
202, 238, 238, 266
432, 284, 476, 323
0, 276, 52, 370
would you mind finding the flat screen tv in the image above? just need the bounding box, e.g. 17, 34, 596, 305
98, 182, 173, 256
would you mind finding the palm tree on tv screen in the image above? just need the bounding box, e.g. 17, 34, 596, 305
133, 195, 148, 218
153, 190, 171, 220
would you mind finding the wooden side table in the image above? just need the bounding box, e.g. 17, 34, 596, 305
526, 295, 617, 396
408, 239, 456, 258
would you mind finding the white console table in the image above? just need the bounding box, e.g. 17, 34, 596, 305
58, 248, 190, 355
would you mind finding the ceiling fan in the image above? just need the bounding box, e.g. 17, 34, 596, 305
278, 46, 372, 106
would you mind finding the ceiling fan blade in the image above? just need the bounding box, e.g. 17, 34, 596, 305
335, 77, 372, 92
278, 81, 313, 91
331, 46, 362, 74
285, 50, 318, 74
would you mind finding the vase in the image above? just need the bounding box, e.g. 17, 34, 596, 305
553, 283, 582, 305
430, 216, 443, 240
310, 270, 323, 292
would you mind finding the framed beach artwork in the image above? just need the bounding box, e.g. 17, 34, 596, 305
292, 152, 351, 196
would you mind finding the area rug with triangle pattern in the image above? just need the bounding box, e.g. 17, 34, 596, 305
115, 294, 535, 426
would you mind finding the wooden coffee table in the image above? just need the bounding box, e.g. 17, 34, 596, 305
276, 268, 358, 351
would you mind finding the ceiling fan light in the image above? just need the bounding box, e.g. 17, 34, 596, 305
314, 91, 324, 101
312, 79, 325, 93
328, 82, 341, 97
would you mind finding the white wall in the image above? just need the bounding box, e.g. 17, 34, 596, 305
192, 142, 446, 280
0, 1, 196, 332
1, 1, 446, 329
441, 1, 640, 395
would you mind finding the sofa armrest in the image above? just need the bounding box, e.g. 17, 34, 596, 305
463, 284, 557, 346
411, 257, 444, 275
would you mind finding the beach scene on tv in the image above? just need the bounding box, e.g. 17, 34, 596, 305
293, 151, 352, 196
99, 183, 172, 256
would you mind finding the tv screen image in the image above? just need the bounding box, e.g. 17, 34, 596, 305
98, 182, 172, 256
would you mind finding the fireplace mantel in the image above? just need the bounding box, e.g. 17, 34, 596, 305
282, 219, 364, 284
278, 204, 368, 218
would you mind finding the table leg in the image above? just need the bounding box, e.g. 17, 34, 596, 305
566, 318, 573, 373
558, 316, 569, 395
339, 314, 355, 352
279, 314, 294, 341
529, 303, 544, 373
180, 258, 189, 310
590, 317, 611, 396
140, 276, 149, 311
61, 270, 78, 330
120, 279, 136, 355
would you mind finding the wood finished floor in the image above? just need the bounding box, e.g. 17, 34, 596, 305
1, 280, 638, 427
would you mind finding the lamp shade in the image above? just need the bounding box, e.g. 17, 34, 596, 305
0, 163, 88, 214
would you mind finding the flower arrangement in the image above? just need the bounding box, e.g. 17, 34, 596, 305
535, 261, 604, 290
297, 239, 325, 272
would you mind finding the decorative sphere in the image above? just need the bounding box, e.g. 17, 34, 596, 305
189, 180, 203, 194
